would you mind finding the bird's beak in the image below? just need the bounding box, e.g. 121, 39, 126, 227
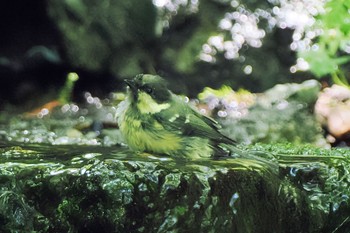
124, 79, 137, 92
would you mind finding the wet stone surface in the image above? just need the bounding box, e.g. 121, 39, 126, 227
0, 142, 349, 232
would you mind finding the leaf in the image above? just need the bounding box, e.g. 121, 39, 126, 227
333, 56, 350, 66
299, 48, 350, 78
198, 85, 234, 100
323, 1, 350, 34
300, 50, 336, 78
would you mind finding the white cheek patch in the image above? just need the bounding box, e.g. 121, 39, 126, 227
137, 92, 170, 114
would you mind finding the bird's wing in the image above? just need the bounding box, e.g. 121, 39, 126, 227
154, 98, 235, 144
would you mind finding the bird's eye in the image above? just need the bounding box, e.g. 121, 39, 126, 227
144, 87, 153, 94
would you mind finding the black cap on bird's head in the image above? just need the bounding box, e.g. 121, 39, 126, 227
125, 74, 171, 103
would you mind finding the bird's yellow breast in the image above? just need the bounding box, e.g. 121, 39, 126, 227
119, 112, 182, 154
116, 97, 214, 158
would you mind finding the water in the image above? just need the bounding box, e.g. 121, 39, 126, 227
0, 109, 350, 232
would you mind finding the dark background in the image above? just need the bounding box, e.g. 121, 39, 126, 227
0, 0, 304, 109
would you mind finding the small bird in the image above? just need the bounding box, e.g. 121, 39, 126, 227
116, 74, 236, 159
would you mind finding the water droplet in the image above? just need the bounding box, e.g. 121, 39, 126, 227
87, 96, 94, 104
289, 167, 298, 177
243, 65, 252, 75
229, 192, 239, 214
161, 173, 181, 194
138, 183, 148, 192
71, 105, 79, 112
82, 153, 101, 159
218, 110, 228, 117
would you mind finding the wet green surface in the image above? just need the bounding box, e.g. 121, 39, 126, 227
0, 140, 349, 232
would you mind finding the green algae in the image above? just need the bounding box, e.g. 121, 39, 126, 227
0, 142, 349, 232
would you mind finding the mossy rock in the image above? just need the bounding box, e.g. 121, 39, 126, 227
0, 143, 349, 232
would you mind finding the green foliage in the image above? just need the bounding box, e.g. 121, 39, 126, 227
48, 0, 158, 75
48, 0, 305, 93
58, 72, 79, 104
299, 48, 350, 78
198, 85, 234, 100
299, 0, 350, 87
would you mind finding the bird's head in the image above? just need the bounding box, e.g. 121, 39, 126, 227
125, 74, 172, 113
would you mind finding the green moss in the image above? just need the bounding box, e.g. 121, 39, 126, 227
0, 142, 349, 232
